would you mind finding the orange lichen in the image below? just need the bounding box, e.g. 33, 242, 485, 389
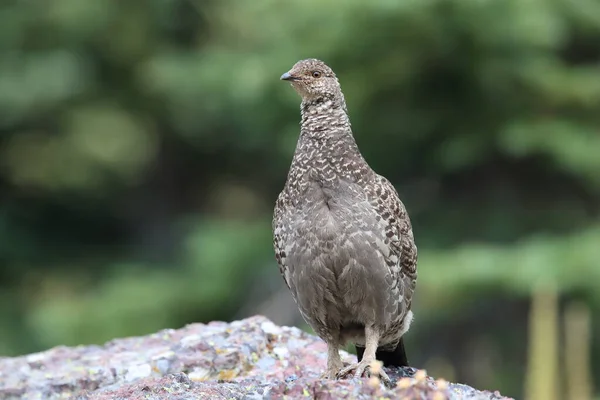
217, 369, 238, 380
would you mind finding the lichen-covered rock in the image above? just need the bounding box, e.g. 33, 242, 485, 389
0, 316, 512, 400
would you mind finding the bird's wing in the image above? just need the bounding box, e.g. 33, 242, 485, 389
369, 175, 418, 303
272, 193, 293, 292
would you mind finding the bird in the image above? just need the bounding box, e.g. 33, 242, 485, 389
272, 58, 418, 385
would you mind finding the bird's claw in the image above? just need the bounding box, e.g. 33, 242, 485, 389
320, 369, 338, 380
336, 360, 392, 387
375, 369, 393, 388
320, 362, 348, 380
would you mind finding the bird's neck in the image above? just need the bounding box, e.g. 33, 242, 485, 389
299, 96, 353, 141
294, 95, 367, 170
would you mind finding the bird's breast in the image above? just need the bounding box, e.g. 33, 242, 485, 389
289, 178, 385, 256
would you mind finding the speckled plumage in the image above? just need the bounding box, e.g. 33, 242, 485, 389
273, 59, 417, 384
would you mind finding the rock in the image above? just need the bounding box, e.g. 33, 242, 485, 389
0, 316, 512, 399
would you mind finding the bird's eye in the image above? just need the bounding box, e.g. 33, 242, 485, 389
312, 71, 321, 78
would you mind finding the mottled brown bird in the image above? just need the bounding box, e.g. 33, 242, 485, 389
272, 59, 418, 385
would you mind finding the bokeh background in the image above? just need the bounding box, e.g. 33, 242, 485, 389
1, 0, 599, 398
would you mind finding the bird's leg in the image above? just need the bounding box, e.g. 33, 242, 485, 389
336, 325, 391, 386
320, 340, 344, 379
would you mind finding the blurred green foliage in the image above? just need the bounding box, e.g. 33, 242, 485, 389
0, 0, 599, 397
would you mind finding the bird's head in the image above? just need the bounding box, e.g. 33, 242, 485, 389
280, 59, 341, 102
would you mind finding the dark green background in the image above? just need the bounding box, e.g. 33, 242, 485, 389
1, 0, 599, 398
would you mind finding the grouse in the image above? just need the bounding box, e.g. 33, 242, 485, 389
272, 59, 418, 385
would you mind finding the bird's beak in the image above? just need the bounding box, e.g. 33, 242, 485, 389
280, 72, 298, 81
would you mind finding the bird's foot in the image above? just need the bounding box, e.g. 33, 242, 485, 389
336, 359, 392, 388
320, 368, 340, 380
320, 361, 348, 380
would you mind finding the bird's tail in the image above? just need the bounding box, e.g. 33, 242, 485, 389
355, 337, 409, 367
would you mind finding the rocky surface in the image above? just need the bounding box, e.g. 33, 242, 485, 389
0, 315, 512, 399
